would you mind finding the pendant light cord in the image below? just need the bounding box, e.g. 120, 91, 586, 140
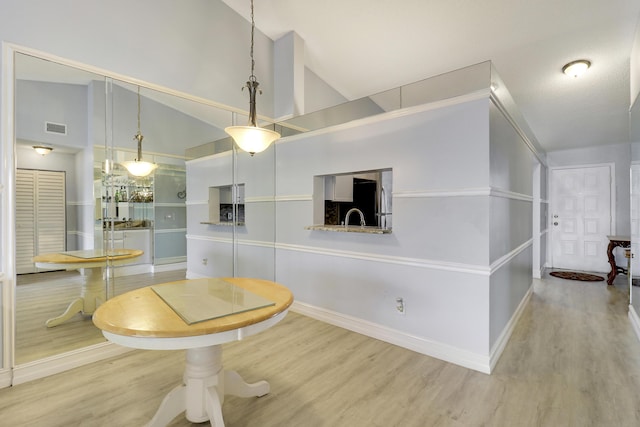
134, 86, 144, 161
250, 0, 256, 82
137, 86, 141, 134
244, 0, 261, 127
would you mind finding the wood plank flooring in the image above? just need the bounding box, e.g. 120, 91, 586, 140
2, 272, 640, 426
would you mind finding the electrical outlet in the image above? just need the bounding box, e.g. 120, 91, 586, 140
202, 258, 208, 266
396, 297, 405, 315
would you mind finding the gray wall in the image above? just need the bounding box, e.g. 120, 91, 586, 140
0, 0, 539, 376
16, 80, 88, 148
187, 146, 276, 280
111, 84, 220, 158
187, 91, 536, 373
488, 102, 536, 350
0, 0, 274, 117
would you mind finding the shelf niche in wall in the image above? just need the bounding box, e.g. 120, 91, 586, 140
203, 183, 245, 226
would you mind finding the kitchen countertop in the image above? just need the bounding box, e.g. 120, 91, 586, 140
305, 225, 392, 234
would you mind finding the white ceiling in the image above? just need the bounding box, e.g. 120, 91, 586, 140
222, 0, 640, 153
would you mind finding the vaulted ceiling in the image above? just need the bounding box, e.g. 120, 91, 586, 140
222, 0, 640, 153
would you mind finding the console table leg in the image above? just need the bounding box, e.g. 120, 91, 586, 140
607, 240, 617, 285
145, 384, 186, 427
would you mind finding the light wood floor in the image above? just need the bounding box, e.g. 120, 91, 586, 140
15, 269, 187, 364
2, 272, 640, 426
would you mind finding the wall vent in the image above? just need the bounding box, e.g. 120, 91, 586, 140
45, 122, 67, 135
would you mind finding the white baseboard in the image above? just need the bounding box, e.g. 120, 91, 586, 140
489, 284, 532, 372
185, 270, 209, 280
11, 341, 132, 386
629, 305, 640, 342
0, 368, 12, 389
533, 266, 545, 279
290, 301, 491, 374
109, 264, 152, 277
152, 261, 187, 273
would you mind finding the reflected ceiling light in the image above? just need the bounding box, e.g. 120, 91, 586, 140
562, 59, 591, 78
121, 87, 158, 177
33, 145, 53, 156
225, 0, 280, 156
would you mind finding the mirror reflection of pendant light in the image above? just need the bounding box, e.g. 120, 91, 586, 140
225, 0, 280, 156
122, 87, 158, 177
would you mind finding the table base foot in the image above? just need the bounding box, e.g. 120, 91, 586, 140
204, 386, 225, 427
147, 346, 269, 427
46, 266, 105, 327
145, 384, 186, 427
224, 369, 270, 398
45, 298, 85, 327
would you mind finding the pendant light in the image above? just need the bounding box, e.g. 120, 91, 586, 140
122, 87, 158, 177
225, 0, 280, 156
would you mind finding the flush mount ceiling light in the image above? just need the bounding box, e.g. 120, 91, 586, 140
33, 145, 53, 156
121, 87, 158, 177
562, 59, 591, 78
225, 0, 280, 156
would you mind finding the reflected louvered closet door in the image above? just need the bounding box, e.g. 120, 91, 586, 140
16, 170, 36, 274
16, 169, 66, 274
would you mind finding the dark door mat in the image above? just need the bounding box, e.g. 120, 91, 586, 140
550, 271, 604, 282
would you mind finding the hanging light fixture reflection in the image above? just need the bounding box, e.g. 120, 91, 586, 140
33, 145, 53, 156
122, 87, 158, 177
225, 0, 280, 156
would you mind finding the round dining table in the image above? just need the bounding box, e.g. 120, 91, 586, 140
33, 248, 143, 327
92, 277, 293, 427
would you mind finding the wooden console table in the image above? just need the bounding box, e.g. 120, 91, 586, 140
606, 235, 630, 285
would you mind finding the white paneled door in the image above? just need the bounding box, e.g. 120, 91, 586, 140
550, 165, 612, 272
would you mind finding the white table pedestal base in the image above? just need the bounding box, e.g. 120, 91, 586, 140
46, 266, 105, 327
146, 345, 269, 427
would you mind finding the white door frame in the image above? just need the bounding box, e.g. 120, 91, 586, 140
548, 162, 615, 270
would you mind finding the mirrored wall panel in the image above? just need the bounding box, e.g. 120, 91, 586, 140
630, 93, 640, 315
14, 53, 108, 363
12, 51, 279, 368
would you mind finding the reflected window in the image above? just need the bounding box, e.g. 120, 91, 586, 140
208, 184, 245, 225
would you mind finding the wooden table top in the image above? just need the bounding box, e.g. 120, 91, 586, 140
93, 277, 294, 338
33, 249, 143, 265
607, 235, 630, 243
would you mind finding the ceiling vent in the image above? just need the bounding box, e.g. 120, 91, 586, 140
45, 121, 67, 135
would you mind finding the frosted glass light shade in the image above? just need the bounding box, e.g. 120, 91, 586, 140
122, 160, 158, 177
33, 146, 53, 156
225, 125, 280, 155
562, 60, 590, 78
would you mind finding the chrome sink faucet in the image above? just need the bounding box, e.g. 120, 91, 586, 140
345, 208, 365, 227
